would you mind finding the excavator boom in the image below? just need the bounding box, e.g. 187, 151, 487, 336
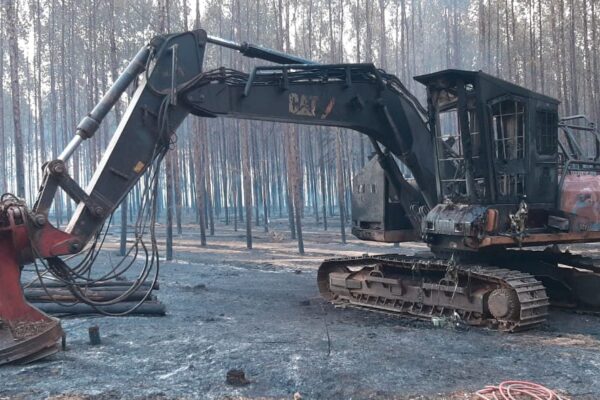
38, 30, 435, 249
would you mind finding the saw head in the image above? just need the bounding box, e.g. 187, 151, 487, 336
0, 202, 63, 365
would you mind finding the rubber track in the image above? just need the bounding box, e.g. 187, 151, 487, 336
317, 254, 550, 332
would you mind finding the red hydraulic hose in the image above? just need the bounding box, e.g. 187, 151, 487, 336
475, 380, 567, 400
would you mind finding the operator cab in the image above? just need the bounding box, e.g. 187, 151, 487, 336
352, 69, 563, 245
352, 69, 600, 248
416, 70, 600, 248
415, 70, 569, 248
414, 69, 560, 208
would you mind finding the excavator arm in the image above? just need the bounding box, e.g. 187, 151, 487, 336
0, 29, 436, 365
183, 63, 436, 206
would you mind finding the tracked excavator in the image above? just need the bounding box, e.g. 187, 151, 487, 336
2, 29, 600, 365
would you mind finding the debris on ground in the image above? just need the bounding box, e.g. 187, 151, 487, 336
431, 312, 468, 331
538, 333, 600, 349
268, 231, 285, 242
226, 369, 251, 386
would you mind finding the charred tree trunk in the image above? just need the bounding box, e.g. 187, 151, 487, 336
319, 130, 328, 230
193, 119, 207, 246
159, 0, 174, 260
261, 131, 270, 233
241, 121, 253, 249
593, 1, 600, 121
307, 132, 319, 223
284, 131, 296, 239
4, 0, 25, 198
0, 8, 5, 194
204, 127, 215, 236
173, 147, 183, 235
165, 153, 175, 260
59, 0, 72, 219
34, 0, 45, 175
335, 131, 346, 244
49, 0, 63, 225
220, 119, 229, 225
568, 0, 579, 114
108, 0, 128, 256
289, 126, 304, 254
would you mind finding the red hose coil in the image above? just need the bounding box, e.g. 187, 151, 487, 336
475, 380, 567, 400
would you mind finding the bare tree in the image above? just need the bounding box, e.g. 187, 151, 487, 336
0, 6, 5, 194
335, 131, 346, 244
193, 118, 207, 246
158, 0, 175, 260
4, 0, 25, 198
241, 121, 253, 249
289, 125, 304, 254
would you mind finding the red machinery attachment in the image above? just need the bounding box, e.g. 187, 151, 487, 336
560, 174, 600, 228
0, 199, 64, 365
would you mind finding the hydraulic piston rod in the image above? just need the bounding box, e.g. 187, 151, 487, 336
58, 45, 151, 162
206, 35, 315, 65
59, 36, 309, 163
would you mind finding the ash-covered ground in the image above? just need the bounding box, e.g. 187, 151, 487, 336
2, 219, 600, 400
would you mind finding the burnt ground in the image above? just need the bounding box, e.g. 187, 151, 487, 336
2, 218, 600, 400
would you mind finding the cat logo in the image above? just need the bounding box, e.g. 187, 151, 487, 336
289, 93, 318, 117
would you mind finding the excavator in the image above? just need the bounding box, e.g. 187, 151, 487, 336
2, 29, 600, 365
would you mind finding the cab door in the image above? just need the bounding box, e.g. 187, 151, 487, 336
489, 95, 527, 203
